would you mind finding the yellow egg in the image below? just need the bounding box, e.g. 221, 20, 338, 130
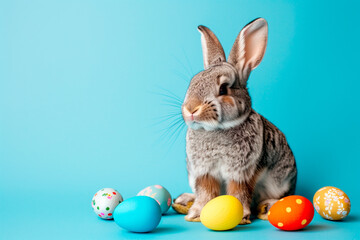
200, 195, 243, 231
313, 186, 351, 220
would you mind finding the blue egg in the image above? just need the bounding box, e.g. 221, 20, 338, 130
113, 196, 161, 233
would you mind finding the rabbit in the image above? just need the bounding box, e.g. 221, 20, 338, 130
172, 18, 297, 224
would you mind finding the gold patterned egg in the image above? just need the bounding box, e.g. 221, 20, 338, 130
313, 186, 351, 220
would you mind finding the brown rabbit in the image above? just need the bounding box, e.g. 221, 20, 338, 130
172, 18, 297, 224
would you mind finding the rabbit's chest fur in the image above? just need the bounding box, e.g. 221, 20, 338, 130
186, 111, 264, 184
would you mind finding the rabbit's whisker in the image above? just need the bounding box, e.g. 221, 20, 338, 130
168, 122, 186, 150
150, 93, 182, 107
160, 102, 182, 109
155, 86, 184, 102
149, 114, 182, 127
158, 117, 184, 140
171, 54, 193, 80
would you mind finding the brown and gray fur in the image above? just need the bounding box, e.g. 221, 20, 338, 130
174, 18, 297, 224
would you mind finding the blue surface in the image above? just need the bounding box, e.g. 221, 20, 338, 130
0, 0, 359, 239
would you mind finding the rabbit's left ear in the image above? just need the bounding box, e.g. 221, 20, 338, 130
198, 25, 226, 69
228, 18, 268, 86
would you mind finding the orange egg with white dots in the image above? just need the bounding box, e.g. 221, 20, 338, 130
268, 195, 314, 231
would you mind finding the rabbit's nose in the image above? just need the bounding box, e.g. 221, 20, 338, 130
183, 98, 203, 121
185, 98, 202, 114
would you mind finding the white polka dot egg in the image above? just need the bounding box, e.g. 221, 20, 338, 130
92, 188, 123, 219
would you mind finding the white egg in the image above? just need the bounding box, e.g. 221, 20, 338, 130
92, 188, 123, 219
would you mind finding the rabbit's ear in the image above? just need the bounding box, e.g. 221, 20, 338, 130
198, 25, 226, 69
228, 18, 268, 85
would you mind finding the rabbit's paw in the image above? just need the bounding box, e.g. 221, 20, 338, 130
257, 199, 278, 220
172, 193, 195, 215
239, 214, 252, 225
257, 202, 270, 220
184, 204, 201, 222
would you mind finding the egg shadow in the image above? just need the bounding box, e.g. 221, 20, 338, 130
272, 224, 333, 232
152, 225, 187, 234
118, 225, 187, 237
97, 217, 114, 222
299, 224, 334, 232
336, 214, 359, 223
204, 224, 260, 233
231, 225, 260, 232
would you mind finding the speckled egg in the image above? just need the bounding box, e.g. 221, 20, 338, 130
137, 185, 171, 214
268, 195, 314, 231
92, 188, 123, 219
313, 186, 351, 220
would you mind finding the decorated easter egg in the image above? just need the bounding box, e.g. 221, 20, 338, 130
92, 188, 123, 219
137, 185, 172, 214
113, 196, 162, 233
268, 195, 314, 231
200, 195, 243, 231
313, 186, 351, 220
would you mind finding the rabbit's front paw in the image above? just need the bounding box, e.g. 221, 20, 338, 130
239, 214, 252, 225
174, 193, 195, 206
172, 193, 195, 215
184, 204, 201, 222
257, 199, 278, 220
257, 203, 269, 220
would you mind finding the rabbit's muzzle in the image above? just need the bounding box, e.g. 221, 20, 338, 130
182, 97, 202, 122
182, 98, 219, 127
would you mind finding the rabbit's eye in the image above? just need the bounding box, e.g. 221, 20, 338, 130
219, 83, 228, 96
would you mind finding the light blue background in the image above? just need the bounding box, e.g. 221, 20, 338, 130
1, 0, 359, 239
